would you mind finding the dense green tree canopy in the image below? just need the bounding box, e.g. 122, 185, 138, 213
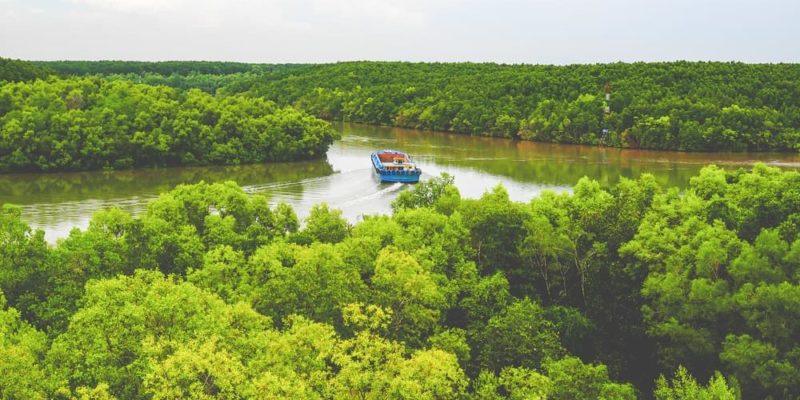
0, 57, 52, 82
32, 60, 281, 76
0, 77, 336, 172
103, 72, 252, 94
1, 163, 798, 398
6, 59, 799, 163
227, 61, 800, 152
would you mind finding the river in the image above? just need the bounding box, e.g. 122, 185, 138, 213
2, 123, 798, 242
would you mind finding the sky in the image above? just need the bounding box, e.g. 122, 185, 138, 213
1, 0, 798, 63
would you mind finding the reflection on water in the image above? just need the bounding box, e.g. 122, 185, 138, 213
2, 122, 798, 242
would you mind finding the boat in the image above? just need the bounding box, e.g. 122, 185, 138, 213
371, 149, 422, 183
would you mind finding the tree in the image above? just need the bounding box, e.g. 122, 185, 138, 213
46, 270, 272, 398
143, 339, 255, 399
371, 247, 447, 345
476, 298, 564, 372
0, 292, 51, 399
0, 77, 336, 172
428, 328, 471, 369
187, 245, 248, 303
303, 203, 349, 244
249, 242, 366, 326
0, 204, 49, 312
460, 185, 529, 275
544, 356, 636, 400
2, 164, 796, 397
654, 366, 739, 400
330, 328, 467, 400
392, 173, 459, 214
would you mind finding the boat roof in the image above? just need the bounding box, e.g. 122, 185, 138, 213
374, 149, 407, 155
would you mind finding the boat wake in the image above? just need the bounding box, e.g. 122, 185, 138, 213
338, 182, 404, 208
242, 175, 334, 193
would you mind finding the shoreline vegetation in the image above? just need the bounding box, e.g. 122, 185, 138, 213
0, 59, 336, 173
228, 61, 800, 153
1, 164, 797, 398
0, 59, 797, 173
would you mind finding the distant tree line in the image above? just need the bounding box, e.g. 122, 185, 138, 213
226, 61, 800, 152
30, 60, 309, 93
0, 77, 336, 172
31, 60, 285, 76
102, 72, 251, 94
8, 58, 799, 153
0, 57, 53, 82
4, 163, 795, 398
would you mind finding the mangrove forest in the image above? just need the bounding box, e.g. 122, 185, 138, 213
1, 165, 798, 398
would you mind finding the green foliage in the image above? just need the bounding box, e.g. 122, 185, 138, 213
372, 247, 447, 345
229, 61, 800, 152
0, 77, 336, 172
0, 293, 51, 399
476, 298, 564, 372
544, 305, 595, 357
302, 203, 350, 243
654, 366, 739, 400
472, 359, 636, 400
0, 164, 796, 398
32, 60, 275, 76
329, 329, 468, 399
622, 164, 800, 398
0, 204, 49, 307
428, 328, 471, 368
461, 185, 529, 274
392, 172, 460, 214
0, 57, 52, 82
472, 367, 552, 400
544, 356, 637, 400
249, 242, 367, 326
144, 339, 255, 399
103, 72, 250, 94
45, 270, 272, 398
8, 59, 800, 152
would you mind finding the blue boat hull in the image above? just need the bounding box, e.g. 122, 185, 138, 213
375, 170, 422, 183
371, 150, 421, 183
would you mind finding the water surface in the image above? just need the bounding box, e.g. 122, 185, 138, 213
2, 123, 797, 241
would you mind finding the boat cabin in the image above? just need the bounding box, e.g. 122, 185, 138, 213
378, 152, 416, 170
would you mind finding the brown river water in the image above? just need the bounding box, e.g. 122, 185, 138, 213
1, 123, 797, 242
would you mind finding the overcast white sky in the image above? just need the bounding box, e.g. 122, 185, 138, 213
1, 0, 798, 63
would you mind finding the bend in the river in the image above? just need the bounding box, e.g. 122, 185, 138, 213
2, 123, 798, 242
